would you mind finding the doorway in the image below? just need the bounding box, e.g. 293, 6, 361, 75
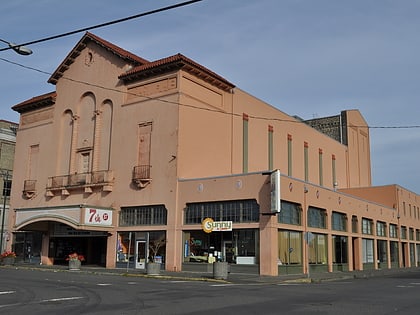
135, 240, 147, 269
223, 241, 235, 263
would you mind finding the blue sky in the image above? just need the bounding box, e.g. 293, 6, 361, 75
1, 0, 419, 193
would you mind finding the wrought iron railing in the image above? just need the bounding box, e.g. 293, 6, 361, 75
132, 165, 151, 181
47, 170, 114, 190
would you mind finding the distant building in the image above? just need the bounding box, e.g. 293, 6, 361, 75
8, 33, 420, 275
0, 119, 18, 253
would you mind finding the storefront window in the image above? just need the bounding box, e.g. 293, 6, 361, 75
377, 240, 387, 264
332, 212, 347, 231
278, 230, 302, 265
401, 226, 407, 240
183, 229, 258, 264
308, 207, 327, 229
389, 224, 398, 238
362, 238, 374, 263
362, 218, 373, 235
116, 232, 135, 264
376, 221, 386, 237
116, 231, 166, 267
119, 205, 167, 226
410, 243, 415, 266
309, 233, 327, 264
417, 244, 420, 266
185, 200, 259, 224
390, 241, 399, 264
332, 235, 348, 264
278, 201, 301, 226
352, 215, 358, 233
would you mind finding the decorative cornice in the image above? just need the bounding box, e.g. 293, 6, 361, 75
119, 53, 235, 92
12, 91, 56, 114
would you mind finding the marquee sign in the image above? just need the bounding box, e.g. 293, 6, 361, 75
202, 218, 232, 233
84, 208, 113, 226
270, 169, 281, 213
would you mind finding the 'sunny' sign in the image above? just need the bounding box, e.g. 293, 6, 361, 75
202, 218, 233, 233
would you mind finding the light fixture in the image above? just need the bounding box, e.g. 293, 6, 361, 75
0, 38, 33, 56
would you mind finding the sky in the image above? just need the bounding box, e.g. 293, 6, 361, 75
1, 0, 419, 193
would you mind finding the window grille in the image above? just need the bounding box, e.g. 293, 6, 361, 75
185, 199, 259, 224
332, 211, 347, 231
119, 205, 167, 226
278, 201, 302, 226
308, 206, 327, 229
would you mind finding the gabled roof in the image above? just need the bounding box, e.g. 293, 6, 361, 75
12, 91, 57, 114
119, 53, 235, 92
48, 32, 149, 85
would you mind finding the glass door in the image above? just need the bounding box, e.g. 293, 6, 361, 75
135, 240, 147, 269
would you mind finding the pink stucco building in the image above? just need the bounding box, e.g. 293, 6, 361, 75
8, 32, 420, 276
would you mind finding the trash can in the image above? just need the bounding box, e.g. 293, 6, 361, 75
213, 261, 228, 280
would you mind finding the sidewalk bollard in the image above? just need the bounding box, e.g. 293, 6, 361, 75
213, 261, 228, 280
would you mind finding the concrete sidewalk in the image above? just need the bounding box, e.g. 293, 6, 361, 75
4, 262, 420, 285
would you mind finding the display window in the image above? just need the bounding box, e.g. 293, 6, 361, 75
183, 229, 258, 264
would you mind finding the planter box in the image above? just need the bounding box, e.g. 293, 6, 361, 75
213, 261, 229, 280
68, 260, 82, 270
146, 262, 161, 275
2, 257, 15, 265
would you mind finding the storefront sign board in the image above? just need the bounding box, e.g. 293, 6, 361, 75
202, 218, 233, 233
84, 208, 113, 226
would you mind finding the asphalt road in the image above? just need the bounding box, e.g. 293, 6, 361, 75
1, 267, 420, 314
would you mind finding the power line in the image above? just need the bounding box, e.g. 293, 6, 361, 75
2, 55, 419, 131
0, 0, 203, 52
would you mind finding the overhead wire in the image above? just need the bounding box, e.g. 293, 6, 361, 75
0, 0, 203, 52
0, 0, 419, 130
1, 56, 420, 130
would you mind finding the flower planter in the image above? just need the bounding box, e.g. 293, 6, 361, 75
2, 257, 15, 266
146, 262, 161, 275
68, 260, 82, 270
213, 261, 229, 280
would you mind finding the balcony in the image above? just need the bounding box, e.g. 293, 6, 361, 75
46, 170, 114, 196
23, 180, 36, 199
132, 165, 152, 188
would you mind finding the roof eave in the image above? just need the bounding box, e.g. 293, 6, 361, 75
12, 92, 57, 114
119, 56, 235, 92
48, 32, 148, 85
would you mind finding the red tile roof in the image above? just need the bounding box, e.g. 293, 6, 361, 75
12, 91, 57, 113
48, 32, 149, 84
119, 53, 235, 92
85, 32, 148, 64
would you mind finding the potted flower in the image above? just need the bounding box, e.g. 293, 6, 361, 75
1, 251, 16, 265
147, 235, 166, 275
66, 252, 85, 270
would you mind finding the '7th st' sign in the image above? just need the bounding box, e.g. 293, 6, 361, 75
202, 218, 232, 233
84, 208, 113, 226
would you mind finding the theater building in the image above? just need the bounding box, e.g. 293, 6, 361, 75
8, 32, 420, 275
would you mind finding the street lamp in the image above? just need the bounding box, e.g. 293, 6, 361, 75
0, 38, 32, 56
0, 169, 11, 253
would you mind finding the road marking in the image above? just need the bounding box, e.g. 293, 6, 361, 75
0, 296, 84, 308
397, 285, 414, 288
97, 283, 112, 286
210, 283, 267, 287
40, 296, 84, 303
0, 291, 15, 295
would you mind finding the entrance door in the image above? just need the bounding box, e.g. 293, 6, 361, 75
223, 241, 235, 263
135, 240, 147, 269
